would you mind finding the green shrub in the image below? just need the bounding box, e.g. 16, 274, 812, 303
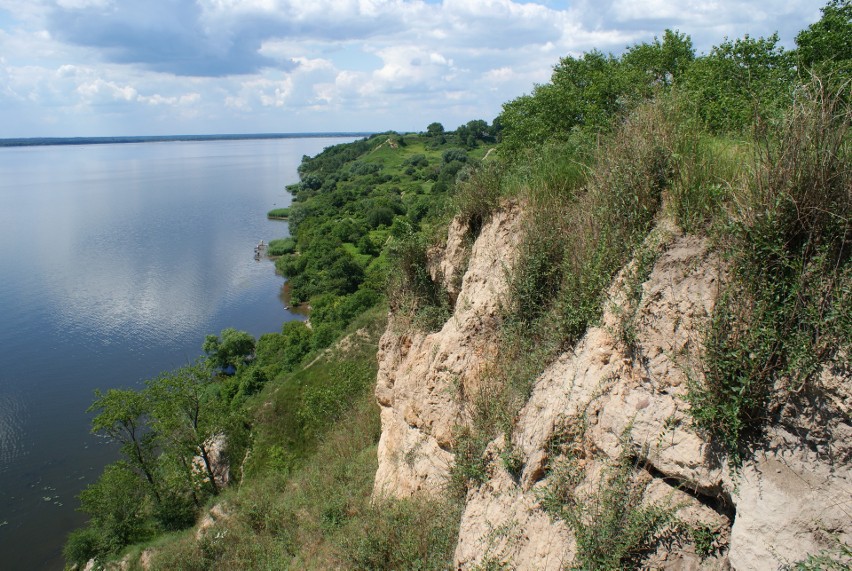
77, 461, 151, 554
447, 426, 492, 499
452, 161, 505, 239
568, 456, 679, 570
297, 361, 374, 437
63, 527, 105, 567
688, 78, 851, 464
386, 228, 451, 330
683, 33, 795, 133
254, 321, 313, 379
267, 207, 290, 219
202, 327, 256, 370
153, 490, 197, 532
341, 498, 461, 571
538, 427, 686, 570
266, 237, 296, 256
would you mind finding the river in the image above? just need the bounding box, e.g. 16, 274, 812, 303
0, 136, 355, 569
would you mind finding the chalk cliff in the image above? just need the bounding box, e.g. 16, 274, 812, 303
374, 207, 852, 570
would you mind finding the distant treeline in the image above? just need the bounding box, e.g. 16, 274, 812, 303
0, 132, 375, 148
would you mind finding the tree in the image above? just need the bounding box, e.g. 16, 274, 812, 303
684, 33, 795, 132
78, 462, 149, 553
796, 0, 852, 75
426, 122, 446, 147
255, 321, 314, 378
147, 360, 226, 496
202, 327, 256, 371
426, 122, 445, 137
88, 387, 160, 501
623, 29, 694, 87
442, 148, 468, 164
499, 50, 635, 150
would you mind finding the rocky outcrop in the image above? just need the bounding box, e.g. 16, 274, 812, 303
374, 208, 852, 569
455, 225, 734, 569
728, 360, 852, 570
196, 502, 231, 540
194, 433, 229, 490
374, 204, 523, 498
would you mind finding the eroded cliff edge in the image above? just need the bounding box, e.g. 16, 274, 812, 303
374, 204, 524, 498
374, 207, 852, 570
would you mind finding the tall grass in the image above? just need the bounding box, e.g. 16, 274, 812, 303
267, 207, 291, 219
687, 78, 851, 463
266, 237, 296, 256
451, 99, 679, 494
667, 110, 749, 233
385, 227, 452, 331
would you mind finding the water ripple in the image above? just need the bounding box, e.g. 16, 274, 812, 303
0, 392, 26, 473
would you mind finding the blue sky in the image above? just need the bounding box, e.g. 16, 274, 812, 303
0, 0, 823, 137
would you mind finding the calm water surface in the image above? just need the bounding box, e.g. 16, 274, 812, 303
0, 137, 354, 569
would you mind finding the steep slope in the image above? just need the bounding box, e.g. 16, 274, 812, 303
374, 209, 852, 570
374, 204, 523, 497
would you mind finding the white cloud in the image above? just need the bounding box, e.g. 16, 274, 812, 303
483, 66, 514, 82
76, 79, 137, 102
138, 92, 202, 106
290, 56, 334, 73
0, 0, 827, 137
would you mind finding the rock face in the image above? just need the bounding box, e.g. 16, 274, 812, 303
194, 433, 229, 490
374, 209, 852, 569
374, 204, 523, 498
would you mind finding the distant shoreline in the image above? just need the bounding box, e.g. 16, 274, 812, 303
0, 132, 375, 148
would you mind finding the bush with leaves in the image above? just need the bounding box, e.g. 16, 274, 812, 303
202, 327, 256, 371
796, 0, 852, 76
688, 78, 851, 464
684, 33, 795, 133
76, 462, 151, 557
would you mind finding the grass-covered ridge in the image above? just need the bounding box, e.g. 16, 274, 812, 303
268, 125, 498, 346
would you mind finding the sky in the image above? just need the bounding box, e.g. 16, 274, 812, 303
0, 0, 824, 138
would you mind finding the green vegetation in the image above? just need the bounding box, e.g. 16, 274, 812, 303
267, 207, 290, 219
687, 79, 851, 465
795, 541, 852, 570
538, 428, 684, 570
267, 125, 497, 342
202, 327, 255, 371
67, 3, 850, 568
66, 122, 494, 567
446, 3, 850, 499
266, 237, 296, 256
82, 308, 460, 570
66, 357, 243, 565
797, 0, 852, 76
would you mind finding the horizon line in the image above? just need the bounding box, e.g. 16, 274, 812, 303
0, 132, 379, 148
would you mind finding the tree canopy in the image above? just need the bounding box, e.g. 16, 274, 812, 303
796, 0, 852, 74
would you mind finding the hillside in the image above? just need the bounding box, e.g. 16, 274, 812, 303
67, 3, 850, 570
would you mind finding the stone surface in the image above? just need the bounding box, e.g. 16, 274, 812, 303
195, 502, 231, 540
374, 204, 523, 498
728, 423, 852, 569
374, 207, 852, 569
455, 437, 574, 570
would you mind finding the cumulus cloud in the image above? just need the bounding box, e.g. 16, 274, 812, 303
46, 0, 278, 76
76, 78, 137, 102
0, 0, 828, 137
44, 0, 413, 76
